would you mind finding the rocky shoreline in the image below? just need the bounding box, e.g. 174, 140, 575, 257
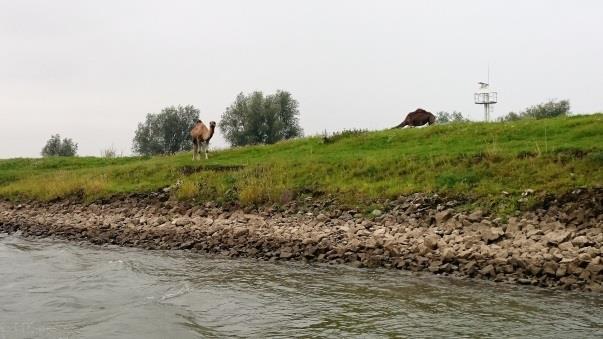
1, 189, 602, 292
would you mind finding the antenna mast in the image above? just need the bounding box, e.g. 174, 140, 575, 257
474, 68, 498, 122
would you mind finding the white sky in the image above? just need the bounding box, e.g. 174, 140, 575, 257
1, 0, 602, 158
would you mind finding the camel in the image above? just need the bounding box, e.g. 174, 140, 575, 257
393, 108, 436, 128
191, 120, 216, 160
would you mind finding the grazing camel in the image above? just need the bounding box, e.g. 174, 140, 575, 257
393, 108, 436, 129
191, 120, 216, 160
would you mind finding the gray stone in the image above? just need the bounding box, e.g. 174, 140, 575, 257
478, 225, 504, 242
544, 230, 571, 245
571, 236, 592, 248
435, 210, 453, 224
423, 234, 440, 250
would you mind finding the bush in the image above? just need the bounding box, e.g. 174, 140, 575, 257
435, 111, 469, 124
500, 99, 570, 122
322, 129, 368, 144
100, 145, 120, 158
132, 105, 200, 155
41, 134, 78, 157
220, 90, 303, 146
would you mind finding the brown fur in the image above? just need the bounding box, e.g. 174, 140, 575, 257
191, 120, 216, 160
393, 108, 436, 128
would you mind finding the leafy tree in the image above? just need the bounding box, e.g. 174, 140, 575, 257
523, 99, 570, 119
498, 111, 521, 122
500, 99, 570, 121
435, 111, 451, 123
220, 90, 303, 146
132, 105, 200, 155
435, 111, 469, 124
41, 134, 78, 157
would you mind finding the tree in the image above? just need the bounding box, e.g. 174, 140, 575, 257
41, 134, 78, 157
220, 90, 303, 147
499, 99, 570, 121
132, 105, 200, 155
435, 111, 469, 124
498, 111, 521, 122
435, 111, 451, 123
523, 99, 570, 119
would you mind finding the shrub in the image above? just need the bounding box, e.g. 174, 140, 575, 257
132, 105, 200, 155
41, 134, 78, 157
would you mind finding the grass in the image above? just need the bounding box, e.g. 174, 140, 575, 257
1, 114, 602, 215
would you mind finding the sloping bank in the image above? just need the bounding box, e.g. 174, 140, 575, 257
1, 189, 601, 292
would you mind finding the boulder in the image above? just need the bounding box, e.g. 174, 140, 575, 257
544, 230, 572, 244
478, 225, 505, 242
423, 234, 440, 250
558, 241, 574, 252
435, 210, 453, 224
467, 210, 483, 222
585, 263, 603, 275
571, 235, 593, 248
479, 264, 495, 277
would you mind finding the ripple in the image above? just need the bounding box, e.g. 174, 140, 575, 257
0, 234, 602, 338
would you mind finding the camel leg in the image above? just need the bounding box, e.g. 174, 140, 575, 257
193, 139, 198, 160
203, 142, 209, 160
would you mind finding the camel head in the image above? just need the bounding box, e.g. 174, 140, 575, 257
209, 121, 216, 129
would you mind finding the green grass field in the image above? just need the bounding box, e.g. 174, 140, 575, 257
1, 114, 602, 214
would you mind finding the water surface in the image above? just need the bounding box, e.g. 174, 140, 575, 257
1, 233, 601, 338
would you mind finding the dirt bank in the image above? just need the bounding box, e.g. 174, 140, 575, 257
1, 189, 602, 292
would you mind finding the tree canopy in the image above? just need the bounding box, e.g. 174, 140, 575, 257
132, 105, 200, 155
435, 111, 469, 124
220, 90, 303, 147
41, 134, 78, 157
499, 99, 570, 122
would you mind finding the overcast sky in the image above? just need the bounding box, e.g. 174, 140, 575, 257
1, 0, 602, 158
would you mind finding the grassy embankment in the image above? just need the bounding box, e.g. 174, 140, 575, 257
1, 114, 601, 215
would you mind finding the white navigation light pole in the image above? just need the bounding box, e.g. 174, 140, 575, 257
474, 82, 498, 122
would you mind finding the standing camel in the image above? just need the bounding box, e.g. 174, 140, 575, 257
393, 108, 436, 128
191, 120, 216, 160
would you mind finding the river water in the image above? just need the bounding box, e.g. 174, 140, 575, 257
0, 234, 601, 339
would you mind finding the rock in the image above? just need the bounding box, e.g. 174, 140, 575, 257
555, 264, 567, 277
478, 225, 504, 242
233, 227, 249, 237
571, 236, 592, 248
435, 210, 453, 224
585, 263, 603, 275
373, 228, 386, 237
441, 247, 455, 262
479, 264, 495, 277
179, 240, 195, 249
544, 230, 571, 245
560, 276, 577, 286
506, 217, 521, 234
280, 250, 293, 259
428, 262, 441, 273
522, 189, 534, 196
423, 234, 440, 250
543, 261, 558, 275
467, 210, 483, 222
585, 282, 603, 293
558, 241, 574, 252
316, 213, 328, 221
417, 244, 430, 256
171, 217, 191, 226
